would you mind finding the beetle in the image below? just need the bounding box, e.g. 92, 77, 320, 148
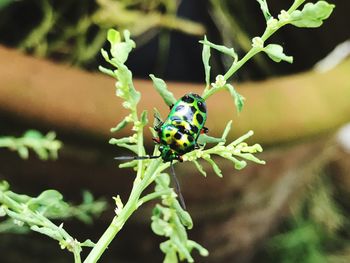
115, 93, 208, 209
154, 93, 208, 162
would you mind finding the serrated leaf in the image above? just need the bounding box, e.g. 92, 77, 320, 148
290, 1, 335, 28
264, 44, 293, 63
149, 74, 176, 106
201, 36, 211, 88
225, 84, 245, 112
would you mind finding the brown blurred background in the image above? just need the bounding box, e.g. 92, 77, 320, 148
0, 0, 350, 262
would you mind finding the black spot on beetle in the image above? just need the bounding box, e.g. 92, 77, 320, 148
196, 113, 204, 124
183, 143, 187, 147
182, 94, 194, 103
188, 136, 194, 142
191, 125, 199, 134
197, 101, 206, 113
174, 132, 182, 140
165, 133, 170, 137
190, 106, 196, 114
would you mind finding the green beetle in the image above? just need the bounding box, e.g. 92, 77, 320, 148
115, 93, 208, 209
154, 93, 208, 162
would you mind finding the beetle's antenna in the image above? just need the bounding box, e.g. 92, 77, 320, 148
114, 155, 160, 160
170, 161, 186, 210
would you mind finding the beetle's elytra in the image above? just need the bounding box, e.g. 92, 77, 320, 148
154, 93, 208, 162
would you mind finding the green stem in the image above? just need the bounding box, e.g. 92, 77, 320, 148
83, 158, 163, 263
223, 48, 260, 80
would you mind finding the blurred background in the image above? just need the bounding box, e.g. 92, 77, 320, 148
0, 0, 350, 262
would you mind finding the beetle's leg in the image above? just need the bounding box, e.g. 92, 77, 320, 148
201, 127, 209, 134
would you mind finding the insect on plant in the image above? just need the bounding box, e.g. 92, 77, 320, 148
115, 93, 209, 209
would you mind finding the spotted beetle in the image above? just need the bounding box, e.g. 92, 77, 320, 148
115, 93, 208, 209
154, 93, 208, 162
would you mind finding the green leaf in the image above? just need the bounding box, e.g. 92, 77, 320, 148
18, 146, 29, 159
290, 1, 335, 28
197, 134, 225, 145
221, 120, 232, 142
257, 0, 272, 21
98, 65, 114, 78
199, 38, 237, 59
201, 36, 211, 89
107, 29, 135, 64
31, 225, 62, 241
110, 116, 130, 132
203, 157, 223, 178
149, 74, 176, 107
140, 110, 148, 126
264, 44, 293, 63
187, 240, 209, 257
0, 180, 10, 191
81, 239, 95, 247
23, 130, 43, 139
193, 160, 206, 177
225, 84, 245, 112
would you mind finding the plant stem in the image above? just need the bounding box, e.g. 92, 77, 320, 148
83, 158, 163, 263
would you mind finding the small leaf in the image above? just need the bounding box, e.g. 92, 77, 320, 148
193, 160, 206, 177
197, 134, 225, 145
140, 110, 148, 126
107, 29, 121, 45
107, 29, 135, 64
149, 74, 176, 106
98, 65, 114, 78
176, 209, 193, 229
257, 0, 272, 21
110, 116, 130, 132
290, 1, 335, 28
264, 44, 293, 63
0, 180, 10, 191
31, 225, 61, 241
23, 130, 43, 139
187, 240, 209, 257
225, 84, 245, 112
201, 36, 211, 89
18, 146, 29, 159
199, 38, 237, 59
81, 239, 95, 247
221, 120, 232, 142
203, 157, 223, 178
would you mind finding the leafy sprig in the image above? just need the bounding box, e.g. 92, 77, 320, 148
0, 130, 61, 160
85, 1, 334, 262
200, 0, 334, 112
0, 181, 106, 263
